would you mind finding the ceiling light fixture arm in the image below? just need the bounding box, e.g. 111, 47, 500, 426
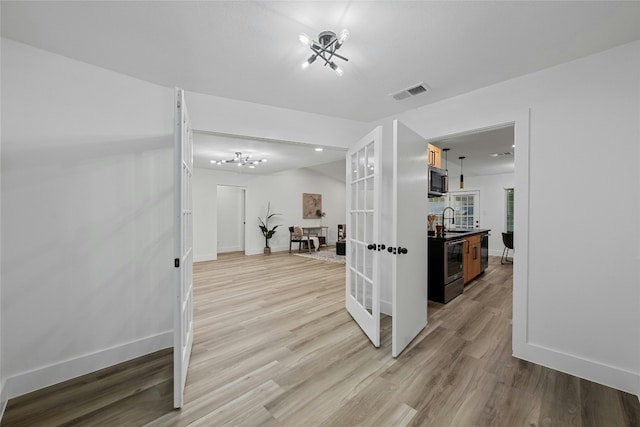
311, 44, 349, 63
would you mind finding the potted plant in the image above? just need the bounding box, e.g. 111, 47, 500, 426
258, 202, 280, 254
316, 209, 326, 226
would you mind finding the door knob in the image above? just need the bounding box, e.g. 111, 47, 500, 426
398, 247, 408, 255
378, 244, 386, 251
367, 243, 376, 250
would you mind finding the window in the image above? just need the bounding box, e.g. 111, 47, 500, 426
505, 188, 514, 232
428, 195, 446, 225
428, 191, 480, 229
450, 191, 479, 229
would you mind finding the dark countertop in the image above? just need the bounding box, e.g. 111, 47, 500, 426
428, 228, 491, 241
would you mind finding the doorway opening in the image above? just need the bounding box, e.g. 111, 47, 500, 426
425, 122, 516, 327
216, 185, 247, 255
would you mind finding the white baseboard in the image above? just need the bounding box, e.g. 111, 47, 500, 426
514, 341, 639, 396
218, 246, 242, 253
0, 380, 7, 422
194, 253, 217, 262
4, 331, 172, 400
381, 299, 392, 316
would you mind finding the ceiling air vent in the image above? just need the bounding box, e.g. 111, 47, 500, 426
390, 82, 430, 101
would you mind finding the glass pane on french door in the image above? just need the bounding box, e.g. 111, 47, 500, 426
349, 141, 375, 315
345, 125, 380, 348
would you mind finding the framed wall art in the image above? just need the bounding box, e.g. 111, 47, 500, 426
302, 193, 322, 219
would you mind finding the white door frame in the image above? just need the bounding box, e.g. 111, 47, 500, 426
423, 109, 530, 359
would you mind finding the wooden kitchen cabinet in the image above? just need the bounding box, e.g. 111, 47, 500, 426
463, 234, 482, 284
427, 143, 442, 168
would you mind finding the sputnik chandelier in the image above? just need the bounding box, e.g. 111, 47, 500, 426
210, 152, 267, 169
298, 29, 350, 76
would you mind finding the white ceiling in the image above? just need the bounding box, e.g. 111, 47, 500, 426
2, 1, 639, 123
194, 132, 347, 177
2, 1, 638, 176
430, 125, 515, 176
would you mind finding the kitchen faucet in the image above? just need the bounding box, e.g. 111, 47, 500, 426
441, 207, 455, 232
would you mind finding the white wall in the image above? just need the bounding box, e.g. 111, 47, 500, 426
186, 90, 367, 149
380, 41, 640, 395
194, 167, 346, 260
1, 39, 174, 398
217, 185, 245, 253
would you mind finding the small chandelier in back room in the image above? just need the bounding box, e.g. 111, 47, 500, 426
298, 29, 350, 76
210, 152, 267, 169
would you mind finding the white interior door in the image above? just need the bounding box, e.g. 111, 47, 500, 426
391, 120, 428, 357
346, 127, 382, 347
174, 88, 194, 408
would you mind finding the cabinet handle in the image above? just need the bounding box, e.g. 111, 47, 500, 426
473, 246, 477, 260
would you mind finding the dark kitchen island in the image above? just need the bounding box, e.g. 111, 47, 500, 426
428, 229, 490, 303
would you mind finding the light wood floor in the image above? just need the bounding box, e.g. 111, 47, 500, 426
3, 249, 640, 426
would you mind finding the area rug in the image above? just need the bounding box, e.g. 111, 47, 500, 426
293, 249, 346, 265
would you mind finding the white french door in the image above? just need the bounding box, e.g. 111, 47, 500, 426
174, 88, 194, 409
345, 127, 382, 347
391, 120, 428, 357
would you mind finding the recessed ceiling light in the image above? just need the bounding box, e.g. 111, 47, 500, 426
315, 148, 323, 152
512, 144, 515, 148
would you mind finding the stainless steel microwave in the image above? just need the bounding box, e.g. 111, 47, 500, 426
428, 166, 448, 197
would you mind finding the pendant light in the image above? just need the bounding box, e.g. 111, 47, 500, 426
459, 156, 465, 189
443, 148, 450, 172
442, 148, 450, 193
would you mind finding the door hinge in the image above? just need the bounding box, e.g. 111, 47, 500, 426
174, 258, 180, 268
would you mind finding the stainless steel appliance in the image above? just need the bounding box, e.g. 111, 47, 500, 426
428, 236, 466, 303
444, 239, 464, 283
443, 239, 464, 302
481, 233, 489, 272
428, 166, 448, 197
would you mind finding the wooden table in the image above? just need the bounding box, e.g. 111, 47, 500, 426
302, 226, 328, 247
